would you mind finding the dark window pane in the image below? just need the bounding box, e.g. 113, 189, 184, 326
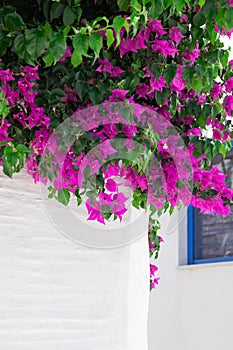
193, 150, 233, 261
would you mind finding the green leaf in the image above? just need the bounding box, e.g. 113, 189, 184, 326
203, 0, 218, 20
155, 88, 169, 105
4, 13, 25, 32
117, 0, 130, 11
224, 7, 233, 30
16, 144, 30, 153
73, 33, 89, 56
219, 144, 226, 158
88, 87, 101, 105
199, 0, 205, 7
57, 188, 70, 206
193, 11, 206, 26
113, 16, 126, 47
63, 6, 76, 26
164, 65, 177, 85
130, 0, 141, 12
150, 62, 162, 79
43, 50, 54, 67
89, 33, 103, 62
49, 32, 66, 63
14, 34, 34, 65
182, 66, 195, 86
49, 88, 66, 104
6, 152, 18, 167
75, 80, 88, 101
71, 50, 82, 67
50, 2, 65, 22
174, 0, 185, 12
0, 30, 12, 57
150, 0, 164, 18
25, 28, 46, 60
0, 6, 15, 17
4, 146, 13, 155
2, 157, 13, 178
106, 28, 115, 49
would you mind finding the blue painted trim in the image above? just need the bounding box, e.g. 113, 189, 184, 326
192, 256, 233, 264
187, 205, 233, 265
187, 205, 194, 264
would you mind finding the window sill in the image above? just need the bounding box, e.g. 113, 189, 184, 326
178, 260, 233, 270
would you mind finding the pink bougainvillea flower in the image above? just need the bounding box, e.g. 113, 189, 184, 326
135, 83, 150, 98
213, 129, 222, 140
210, 83, 222, 100
197, 94, 207, 105
140, 28, 151, 41
0, 119, 12, 142
23, 66, 39, 80
86, 200, 105, 224
150, 264, 158, 278
110, 65, 124, 77
26, 156, 40, 183
58, 46, 72, 62
27, 106, 50, 129
13, 111, 26, 128
99, 192, 113, 206
223, 95, 233, 116
166, 40, 179, 57
18, 78, 34, 94
0, 69, 14, 84
25, 90, 38, 104
151, 277, 160, 289
169, 26, 185, 45
185, 128, 201, 137
133, 33, 148, 50
180, 14, 188, 22
150, 76, 166, 92
118, 37, 137, 57
122, 123, 137, 139
96, 58, 124, 77
89, 159, 101, 175
136, 173, 148, 192
109, 88, 129, 102
152, 40, 178, 58
93, 124, 118, 141
96, 58, 113, 74
152, 39, 169, 55
1, 85, 19, 106
183, 115, 195, 126
170, 67, 186, 92
31, 128, 52, 156
224, 77, 233, 93
229, 60, 233, 69
61, 85, 78, 103
182, 46, 200, 65
106, 178, 118, 192
148, 19, 166, 37
98, 139, 116, 158
103, 162, 120, 178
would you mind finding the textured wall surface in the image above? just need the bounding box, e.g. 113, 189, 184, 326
148, 210, 233, 350
0, 170, 149, 350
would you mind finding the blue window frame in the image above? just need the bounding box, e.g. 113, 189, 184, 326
188, 148, 233, 265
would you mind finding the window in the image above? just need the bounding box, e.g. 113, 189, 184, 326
188, 148, 233, 264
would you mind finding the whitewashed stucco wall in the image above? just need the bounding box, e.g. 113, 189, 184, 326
148, 210, 233, 350
0, 170, 149, 350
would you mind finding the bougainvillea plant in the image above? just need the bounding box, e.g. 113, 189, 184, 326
0, 0, 233, 291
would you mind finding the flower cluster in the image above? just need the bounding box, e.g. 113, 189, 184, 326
1, 0, 233, 292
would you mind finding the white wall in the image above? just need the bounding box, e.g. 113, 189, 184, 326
148, 210, 233, 350
0, 170, 149, 350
